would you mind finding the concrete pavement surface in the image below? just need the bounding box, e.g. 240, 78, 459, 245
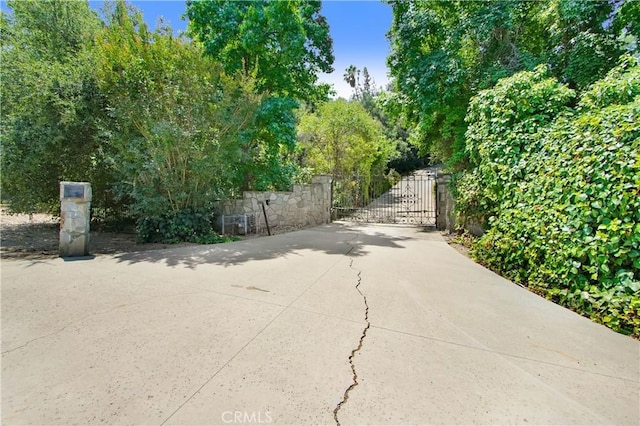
1, 223, 638, 425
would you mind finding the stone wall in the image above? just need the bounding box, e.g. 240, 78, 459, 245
217, 175, 332, 234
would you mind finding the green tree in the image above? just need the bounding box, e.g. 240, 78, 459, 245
187, 0, 335, 191
613, 0, 640, 43
186, 0, 334, 102
1, 0, 103, 213
387, 0, 629, 168
93, 0, 263, 237
5, 0, 100, 61
457, 65, 576, 225
298, 99, 395, 211
387, 0, 549, 167
341, 65, 428, 174
546, 0, 624, 90
297, 99, 391, 182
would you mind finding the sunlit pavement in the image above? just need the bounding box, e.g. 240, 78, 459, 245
2, 223, 638, 425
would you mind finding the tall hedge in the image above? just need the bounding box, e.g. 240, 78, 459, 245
461, 58, 640, 337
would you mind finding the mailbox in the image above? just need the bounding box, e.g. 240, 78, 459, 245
63, 184, 85, 199
59, 182, 92, 257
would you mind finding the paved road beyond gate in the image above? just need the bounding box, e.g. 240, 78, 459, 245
332, 169, 436, 225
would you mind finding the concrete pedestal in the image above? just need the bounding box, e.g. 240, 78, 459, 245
59, 182, 92, 257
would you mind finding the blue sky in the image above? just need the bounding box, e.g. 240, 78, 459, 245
87, 0, 392, 99
319, 1, 392, 97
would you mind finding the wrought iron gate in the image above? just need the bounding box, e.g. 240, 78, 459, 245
332, 169, 437, 225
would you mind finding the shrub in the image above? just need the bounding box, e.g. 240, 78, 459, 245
462, 64, 576, 225
464, 58, 640, 337
136, 208, 217, 244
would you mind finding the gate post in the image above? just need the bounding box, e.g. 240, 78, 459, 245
435, 174, 456, 232
311, 175, 332, 224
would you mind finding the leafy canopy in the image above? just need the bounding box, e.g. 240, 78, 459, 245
297, 99, 390, 180
297, 99, 394, 208
93, 0, 269, 218
386, 0, 632, 168
186, 0, 334, 102
1, 0, 309, 240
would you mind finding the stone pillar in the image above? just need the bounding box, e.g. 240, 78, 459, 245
311, 175, 332, 224
59, 182, 92, 257
436, 175, 455, 232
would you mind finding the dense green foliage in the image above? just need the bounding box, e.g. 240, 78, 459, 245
298, 99, 391, 181
1, 0, 338, 243
93, 2, 262, 217
385, 0, 640, 336
463, 60, 640, 337
456, 65, 576, 222
1, 0, 261, 240
186, 0, 334, 102
186, 0, 337, 191
1, 0, 103, 212
298, 99, 395, 210
136, 208, 238, 244
341, 64, 429, 175
387, 0, 635, 169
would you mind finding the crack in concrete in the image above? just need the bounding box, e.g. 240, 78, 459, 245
333, 256, 370, 426
160, 237, 359, 425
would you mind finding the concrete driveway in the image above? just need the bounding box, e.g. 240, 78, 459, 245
2, 223, 638, 425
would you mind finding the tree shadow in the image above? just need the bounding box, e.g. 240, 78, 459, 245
0, 222, 59, 260
113, 223, 415, 269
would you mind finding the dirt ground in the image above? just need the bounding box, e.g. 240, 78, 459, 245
0, 208, 197, 260
0, 208, 313, 260
441, 232, 473, 258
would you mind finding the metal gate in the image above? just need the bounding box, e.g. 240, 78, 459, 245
332, 169, 437, 225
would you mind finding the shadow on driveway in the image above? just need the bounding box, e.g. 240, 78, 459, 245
113, 223, 424, 269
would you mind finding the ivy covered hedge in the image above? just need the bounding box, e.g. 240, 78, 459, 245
458, 58, 640, 337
